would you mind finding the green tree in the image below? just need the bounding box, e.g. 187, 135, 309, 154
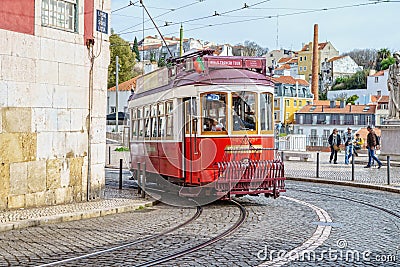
376, 48, 391, 70
380, 56, 395, 70
158, 56, 166, 67
132, 36, 140, 61
346, 95, 359, 105
108, 33, 136, 88
332, 70, 368, 90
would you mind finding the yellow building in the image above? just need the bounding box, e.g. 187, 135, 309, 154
297, 41, 339, 81
273, 76, 314, 125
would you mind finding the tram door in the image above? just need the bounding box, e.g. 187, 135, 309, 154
183, 97, 200, 185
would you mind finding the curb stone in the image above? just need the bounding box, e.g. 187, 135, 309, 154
0, 199, 158, 233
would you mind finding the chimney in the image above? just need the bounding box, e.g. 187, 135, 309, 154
330, 100, 335, 108
340, 100, 345, 108
311, 24, 319, 101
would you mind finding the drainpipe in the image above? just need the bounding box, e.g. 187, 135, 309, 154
179, 24, 183, 57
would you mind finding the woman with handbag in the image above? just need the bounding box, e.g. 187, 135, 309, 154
328, 128, 341, 164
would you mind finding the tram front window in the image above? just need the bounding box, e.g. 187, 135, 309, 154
261, 93, 273, 131
232, 92, 256, 131
201, 93, 226, 133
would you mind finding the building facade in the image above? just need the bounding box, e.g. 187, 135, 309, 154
294, 101, 376, 145
297, 42, 339, 82
272, 76, 313, 124
0, 0, 110, 210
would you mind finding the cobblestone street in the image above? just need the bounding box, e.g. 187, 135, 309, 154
0, 181, 398, 266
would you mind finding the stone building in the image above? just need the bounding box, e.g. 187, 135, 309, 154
0, 0, 110, 210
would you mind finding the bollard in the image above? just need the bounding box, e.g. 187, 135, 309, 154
137, 162, 141, 195
119, 159, 123, 190
351, 154, 355, 181
281, 151, 284, 162
387, 156, 391, 185
316, 152, 320, 178
141, 162, 146, 198
108, 146, 111, 165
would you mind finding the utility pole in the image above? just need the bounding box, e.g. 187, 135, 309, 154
115, 55, 119, 132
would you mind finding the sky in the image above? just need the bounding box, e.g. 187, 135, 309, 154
110, 0, 400, 54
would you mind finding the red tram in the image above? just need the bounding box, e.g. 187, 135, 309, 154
128, 50, 285, 200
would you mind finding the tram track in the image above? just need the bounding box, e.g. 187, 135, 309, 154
288, 187, 400, 221
38, 200, 247, 267
134, 199, 247, 267
37, 206, 203, 267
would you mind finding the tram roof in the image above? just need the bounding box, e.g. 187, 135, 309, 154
131, 68, 274, 101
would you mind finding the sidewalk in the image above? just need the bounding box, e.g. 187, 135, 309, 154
0, 188, 157, 233
284, 151, 400, 193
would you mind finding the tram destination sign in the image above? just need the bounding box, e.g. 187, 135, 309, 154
206, 56, 264, 69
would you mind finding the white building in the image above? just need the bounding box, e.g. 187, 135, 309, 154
321, 55, 363, 92
327, 69, 389, 104
0, 0, 110, 210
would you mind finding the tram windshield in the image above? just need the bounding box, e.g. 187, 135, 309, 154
232, 92, 256, 131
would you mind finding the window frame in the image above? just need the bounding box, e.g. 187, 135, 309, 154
200, 92, 227, 135
41, 0, 78, 32
231, 91, 257, 134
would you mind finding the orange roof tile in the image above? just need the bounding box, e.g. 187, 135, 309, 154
300, 42, 328, 51
108, 75, 142, 91
278, 57, 291, 63
371, 70, 385, 77
378, 95, 389, 103
272, 76, 309, 86
275, 64, 291, 70
327, 56, 345, 62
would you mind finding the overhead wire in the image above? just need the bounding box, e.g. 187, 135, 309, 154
111, 1, 138, 13
118, 1, 204, 34
117, 0, 270, 35
118, 0, 398, 36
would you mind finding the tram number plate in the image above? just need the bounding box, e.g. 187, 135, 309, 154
206, 94, 220, 101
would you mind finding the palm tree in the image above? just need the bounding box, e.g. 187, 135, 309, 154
376, 48, 391, 70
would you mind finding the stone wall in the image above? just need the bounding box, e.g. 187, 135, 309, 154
0, 0, 110, 210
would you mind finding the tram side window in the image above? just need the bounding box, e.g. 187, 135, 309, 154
201, 93, 226, 132
138, 108, 144, 138
232, 92, 256, 131
144, 106, 151, 138
261, 93, 273, 131
151, 105, 158, 138
166, 101, 173, 137
158, 102, 166, 137
131, 109, 138, 139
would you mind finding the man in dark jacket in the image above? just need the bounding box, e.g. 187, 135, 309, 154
328, 128, 341, 164
365, 126, 382, 169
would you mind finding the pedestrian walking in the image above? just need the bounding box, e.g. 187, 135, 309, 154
328, 128, 341, 164
343, 127, 354, 164
353, 133, 364, 157
364, 126, 382, 169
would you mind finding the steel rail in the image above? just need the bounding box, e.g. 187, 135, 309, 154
134, 199, 247, 267
37, 206, 203, 267
289, 188, 400, 220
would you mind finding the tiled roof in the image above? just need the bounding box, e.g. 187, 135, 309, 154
272, 76, 309, 86
327, 56, 345, 62
371, 70, 385, 77
278, 57, 291, 63
297, 104, 376, 114
275, 64, 291, 70
377, 95, 389, 103
108, 75, 142, 91
300, 42, 328, 51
